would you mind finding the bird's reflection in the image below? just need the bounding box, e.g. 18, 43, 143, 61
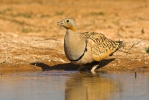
65, 72, 116, 100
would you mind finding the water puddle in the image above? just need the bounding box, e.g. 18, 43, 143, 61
0, 71, 149, 100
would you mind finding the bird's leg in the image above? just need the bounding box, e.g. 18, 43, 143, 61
78, 65, 84, 71
91, 65, 98, 73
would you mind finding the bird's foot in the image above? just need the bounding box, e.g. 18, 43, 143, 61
91, 65, 98, 73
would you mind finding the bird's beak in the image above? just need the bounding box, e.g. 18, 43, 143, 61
57, 21, 63, 26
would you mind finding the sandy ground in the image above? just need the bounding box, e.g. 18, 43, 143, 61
0, 0, 149, 72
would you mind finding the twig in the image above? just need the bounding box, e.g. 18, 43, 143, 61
135, 72, 137, 78
118, 50, 131, 54
118, 40, 143, 55
128, 40, 143, 51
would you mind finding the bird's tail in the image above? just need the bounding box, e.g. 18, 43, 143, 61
116, 40, 124, 50
110, 40, 123, 56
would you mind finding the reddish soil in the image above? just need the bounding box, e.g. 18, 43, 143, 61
0, 0, 149, 72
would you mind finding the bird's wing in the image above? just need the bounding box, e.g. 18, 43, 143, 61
80, 32, 121, 61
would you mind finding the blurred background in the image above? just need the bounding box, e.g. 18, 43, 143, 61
0, 0, 149, 39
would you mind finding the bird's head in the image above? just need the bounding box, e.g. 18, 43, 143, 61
57, 18, 77, 32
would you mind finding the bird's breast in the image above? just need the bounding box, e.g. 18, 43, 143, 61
64, 32, 86, 61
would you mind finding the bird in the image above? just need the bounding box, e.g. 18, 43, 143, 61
57, 18, 122, 72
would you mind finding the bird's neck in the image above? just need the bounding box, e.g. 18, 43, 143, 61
66, 29, 78, 40
68, 25, 77, 32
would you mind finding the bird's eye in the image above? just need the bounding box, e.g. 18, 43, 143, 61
66, 20, 69, 23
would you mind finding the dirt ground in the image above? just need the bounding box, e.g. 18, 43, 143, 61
0, 0, 149, 72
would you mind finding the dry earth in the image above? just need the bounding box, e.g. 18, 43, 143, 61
0, 0, 149, 72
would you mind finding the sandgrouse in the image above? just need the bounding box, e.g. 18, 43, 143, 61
57, 18, 122, 72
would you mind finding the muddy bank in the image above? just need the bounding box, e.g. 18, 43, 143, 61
0, 32, 149, 72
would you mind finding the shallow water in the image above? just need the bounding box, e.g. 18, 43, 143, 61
0, 71, 149, 100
